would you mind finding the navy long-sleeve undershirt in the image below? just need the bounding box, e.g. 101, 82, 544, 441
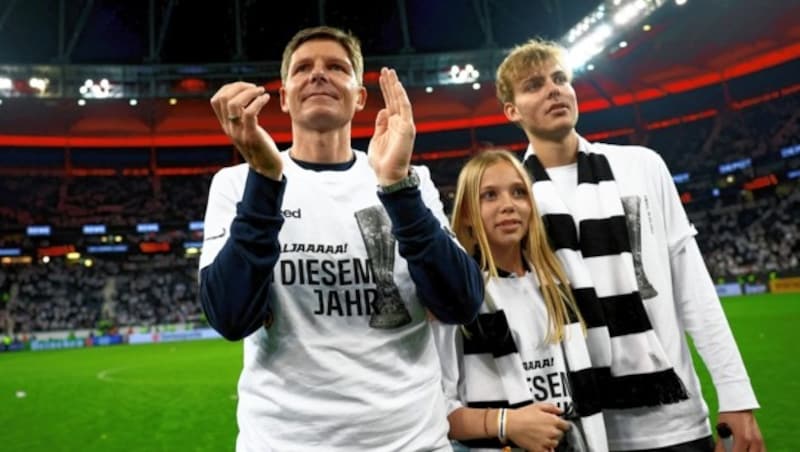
377, 186, 483, 325
199, 170, 286, 341
199, 168, 483, 341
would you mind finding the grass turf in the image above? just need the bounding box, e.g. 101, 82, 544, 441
1, 339, 242, 451
692, 292, 799, 451
1, 292, 797, 451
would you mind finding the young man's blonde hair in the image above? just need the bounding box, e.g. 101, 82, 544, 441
280, 26, 364, 84
495, 37, 572, 105
451, 150, 583, 342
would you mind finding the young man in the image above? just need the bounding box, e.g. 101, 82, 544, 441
494, 38, 764, 451
199, 26, 483, 451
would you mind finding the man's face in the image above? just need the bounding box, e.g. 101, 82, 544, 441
280, 39, 366, 131
503, 58, 578, 141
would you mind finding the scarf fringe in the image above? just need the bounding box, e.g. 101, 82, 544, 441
599, 368, 690, 409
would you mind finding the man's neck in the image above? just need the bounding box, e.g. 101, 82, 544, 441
289, 125, 354, 164
528, 130, 580, 168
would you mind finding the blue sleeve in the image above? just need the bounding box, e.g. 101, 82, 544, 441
199, 170, 285, 341
378, 187, 483, 324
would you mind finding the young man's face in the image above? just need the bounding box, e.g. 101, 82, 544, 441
503, 58, 578, 141
280, 39, 366, 131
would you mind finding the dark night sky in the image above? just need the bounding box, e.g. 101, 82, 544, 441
0, 0, 599, 64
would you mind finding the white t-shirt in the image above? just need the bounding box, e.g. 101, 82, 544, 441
494, 274, 573, 412
525, 139, 758, 450
435, 272, 572, 452
200, 150, 453, 452
543, 162, 578, 214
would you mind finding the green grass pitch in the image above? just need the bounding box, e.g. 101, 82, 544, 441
692, 292, 799, 451
1, 293, 797, 451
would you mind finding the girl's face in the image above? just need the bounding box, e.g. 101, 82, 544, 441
475, 160, 532, 255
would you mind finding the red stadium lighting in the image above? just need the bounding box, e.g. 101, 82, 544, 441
177, 77, 208, 93
12, 79, 36, 94
743, 175, 778, 191
38, 245, 76, 257
363, 71, 381, 84
139, 242, 171, 254
263, 79, 282, 91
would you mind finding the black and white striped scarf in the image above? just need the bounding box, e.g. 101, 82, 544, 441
522, 139, 689, 411
457, 283, 608, 452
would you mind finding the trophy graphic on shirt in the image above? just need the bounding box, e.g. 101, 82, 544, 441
621, 196, 658, 299
354, 205, 412, 328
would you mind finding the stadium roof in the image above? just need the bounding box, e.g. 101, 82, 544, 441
0, 0, 799, 146
0, 0, 603, 64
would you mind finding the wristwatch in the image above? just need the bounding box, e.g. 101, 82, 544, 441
378, 168, 420, 194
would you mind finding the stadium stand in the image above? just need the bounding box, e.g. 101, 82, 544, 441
1, 89, 798, 334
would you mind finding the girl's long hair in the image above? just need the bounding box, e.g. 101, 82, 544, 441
451, 150, 584, 342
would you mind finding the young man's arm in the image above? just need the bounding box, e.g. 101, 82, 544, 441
198, 169, 285, 340
378, 168, 483, 324
670, 239, 764, 448
670, 239, 759, 409
655, 153, 764, 448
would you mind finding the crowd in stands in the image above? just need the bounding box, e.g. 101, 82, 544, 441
0, 92, 798, 334
0, 174, 213, 229
647, 94, 800, 177
0, 254, 201, 335
693, 183, 800, 279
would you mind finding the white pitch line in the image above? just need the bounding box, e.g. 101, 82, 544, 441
96, 368, 126, 382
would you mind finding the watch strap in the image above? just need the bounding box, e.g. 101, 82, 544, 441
378, 168, 420, 194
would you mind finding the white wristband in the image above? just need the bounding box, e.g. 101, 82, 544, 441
497, 408, 508, 444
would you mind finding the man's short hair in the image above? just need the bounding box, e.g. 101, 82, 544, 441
280, 26, 364, 84
495, 38, 572, 104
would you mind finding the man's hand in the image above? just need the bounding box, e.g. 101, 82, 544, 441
506, 403, 569, 452
368, 67, 416, 186
210, 82, 282, 180
714, 411, 765, 452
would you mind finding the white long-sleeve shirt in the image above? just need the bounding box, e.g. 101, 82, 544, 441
199, 152, 460, 452
535, 140, 758, 450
